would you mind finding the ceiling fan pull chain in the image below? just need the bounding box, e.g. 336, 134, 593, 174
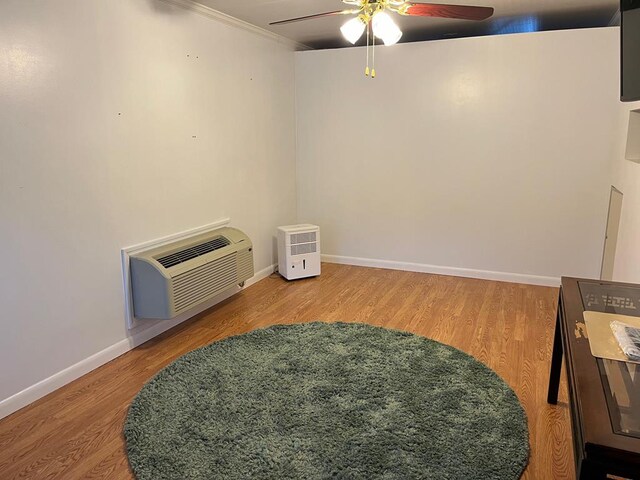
371, 26, 376, 79
365, 20, 370, 77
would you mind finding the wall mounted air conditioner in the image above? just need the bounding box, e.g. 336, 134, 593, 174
277, 224, 320, 280
130, 227, 253, 319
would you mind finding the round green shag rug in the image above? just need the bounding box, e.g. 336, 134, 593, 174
124, 322, 529, 480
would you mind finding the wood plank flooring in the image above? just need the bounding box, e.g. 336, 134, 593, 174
0, 263, 572, 479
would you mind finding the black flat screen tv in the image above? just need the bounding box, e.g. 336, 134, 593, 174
622, 0, 640, 102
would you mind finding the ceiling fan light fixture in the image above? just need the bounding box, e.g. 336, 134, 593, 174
372, 10, 403, 46
269, 1, 494, 77
340, 16, 366, 44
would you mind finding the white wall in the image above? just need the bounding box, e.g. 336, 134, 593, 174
295, 28, 621, 284
0, 0, 296, 407
1, 5, 635, 418
613, 101, 640, 283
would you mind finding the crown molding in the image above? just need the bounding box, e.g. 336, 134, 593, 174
157, 0, 312, 51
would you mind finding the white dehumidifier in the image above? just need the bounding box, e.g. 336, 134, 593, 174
277, 224, 321, 280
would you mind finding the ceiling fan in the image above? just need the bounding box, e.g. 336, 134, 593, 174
270, 0, 494, 78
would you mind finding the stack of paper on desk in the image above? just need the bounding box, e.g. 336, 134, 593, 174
610, 321, 640, 362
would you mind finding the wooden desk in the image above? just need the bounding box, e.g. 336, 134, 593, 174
548, 277, 640, 479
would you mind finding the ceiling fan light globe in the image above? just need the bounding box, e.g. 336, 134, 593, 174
372, 10, 402, 46
340, 17, 366, 44
382, 28, 402, 46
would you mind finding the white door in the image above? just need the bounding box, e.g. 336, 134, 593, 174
600, 187, 624, 280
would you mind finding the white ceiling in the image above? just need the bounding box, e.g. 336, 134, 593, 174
196, 0, 618, 49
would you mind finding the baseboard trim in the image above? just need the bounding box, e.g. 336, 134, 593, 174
0, 263, 276, 421
322, 254, 560, 287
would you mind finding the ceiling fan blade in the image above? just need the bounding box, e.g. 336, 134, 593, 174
270, 10, 356, 26
400, 3, 494, 21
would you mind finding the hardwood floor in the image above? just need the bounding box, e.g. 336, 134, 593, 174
0, 263, 572, 479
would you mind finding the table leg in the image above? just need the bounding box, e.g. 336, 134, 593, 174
547, 301, 563, 405
578, 459, 608, 480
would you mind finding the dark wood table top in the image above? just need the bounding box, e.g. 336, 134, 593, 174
560, 277, 640, 461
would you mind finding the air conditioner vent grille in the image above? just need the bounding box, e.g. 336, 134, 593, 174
172, 252, 238, 313
290, 232, 316, 245
237, 249, 254, 281
156, 236, 231, 268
